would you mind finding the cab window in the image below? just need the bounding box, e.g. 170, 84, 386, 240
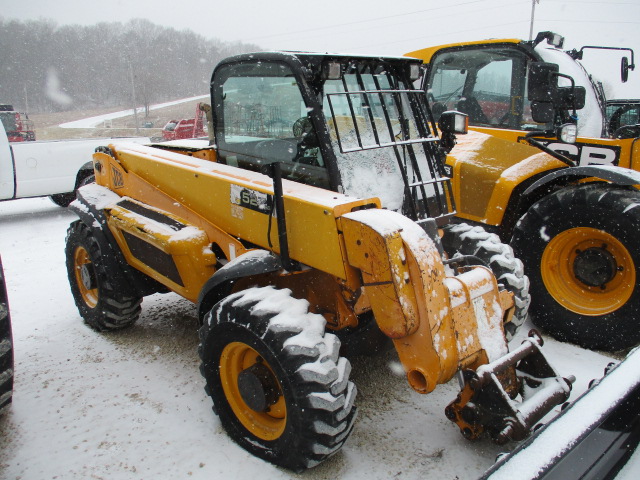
213, 62, 329, 188
427, 47, 542, 130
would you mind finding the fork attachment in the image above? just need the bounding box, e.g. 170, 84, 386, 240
445, 330, 575, 444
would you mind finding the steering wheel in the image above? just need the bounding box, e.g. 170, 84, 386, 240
496, 109, 513, 128
608, 104, 637, 135
293, 116, 313, 138
613, 124, 640, 139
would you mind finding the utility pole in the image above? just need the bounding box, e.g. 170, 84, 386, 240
23, 84, 29, 114
529, 0, 540, 41
127, 57, 140, 135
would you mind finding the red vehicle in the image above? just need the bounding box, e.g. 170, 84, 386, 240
161, 103, 206, 141
0, 105, 35, 142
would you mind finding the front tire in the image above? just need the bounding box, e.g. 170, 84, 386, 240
198, 287, 357, 471
0, 257, 14, 414
512, 185, 640, 351
441, 223, 531, 340
65, 221, 142, 331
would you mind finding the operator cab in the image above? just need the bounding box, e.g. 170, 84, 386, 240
211, 52, 466, 226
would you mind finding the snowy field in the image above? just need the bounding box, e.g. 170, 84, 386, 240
0, 197, 618, 480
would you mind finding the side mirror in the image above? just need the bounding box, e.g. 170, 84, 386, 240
558, 86, 586, 110
528, 62, 559, 102
439, 110, 468, 135
530, 101, 555, 123
622, 56, 630, 83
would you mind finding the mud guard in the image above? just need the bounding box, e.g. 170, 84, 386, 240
523, 165, 640, 196
197, 250, 282, 321
69, 189, 165, 298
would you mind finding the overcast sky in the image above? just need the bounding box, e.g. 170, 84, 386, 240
2, 0, 639, 97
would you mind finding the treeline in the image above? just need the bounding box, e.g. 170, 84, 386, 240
0, 18, 261, 113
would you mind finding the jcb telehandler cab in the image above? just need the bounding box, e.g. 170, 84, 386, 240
65, 52, 572, 470
410, 33, 640, 351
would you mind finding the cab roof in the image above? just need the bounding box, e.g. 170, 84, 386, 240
405, 38, 525, 64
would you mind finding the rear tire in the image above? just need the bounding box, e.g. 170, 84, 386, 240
512, 185, 640, 351
441, 222, 531, 340
50, 170, 95, 208
50, 192, 76, 208
198, 287, 357, 471
65, 221, 142, 331
0, 257, 14, 414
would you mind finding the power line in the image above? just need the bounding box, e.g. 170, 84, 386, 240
247, 0, 494, 41
544, 0, 638, 4
538, 19, 640, 24
351, 20, 529, 51
264, 1, 528, 48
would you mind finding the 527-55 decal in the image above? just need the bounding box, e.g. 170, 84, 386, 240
230, 184, 273, 216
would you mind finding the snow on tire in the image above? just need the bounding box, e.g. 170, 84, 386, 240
198, 286, 357, 471
65, 220, 142, 331
441, 222, 531, 340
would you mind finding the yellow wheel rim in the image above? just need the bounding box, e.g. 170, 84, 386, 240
74, 246, 98, 308
220, 342, 286, 441
541, 227, 635, 316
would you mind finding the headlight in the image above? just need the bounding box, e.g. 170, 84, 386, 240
408, 64, 421, 82
558, 123, 577, 144
323, 62, 342, 80
439, 111, 469, 135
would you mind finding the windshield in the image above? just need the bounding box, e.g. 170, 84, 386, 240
321, 64, 450, 220
427, 47, 543, 130
213, 61, 329, 188
0, 112, 17, 132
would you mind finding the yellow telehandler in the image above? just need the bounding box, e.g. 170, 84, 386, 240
65, 52, 572, 470
408, 33, 640, 351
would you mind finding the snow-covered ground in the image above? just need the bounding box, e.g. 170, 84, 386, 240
58, 95, 208, 129
0, 197, 618, 479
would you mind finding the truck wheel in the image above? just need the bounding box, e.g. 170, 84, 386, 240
50, 192, 76, 208
0, 257, 14, 414
198, 287, 357, 471
50, 171, 95, 208
65, 221, 142, 331
441, 223, 531, 340
511, 185, 640, 351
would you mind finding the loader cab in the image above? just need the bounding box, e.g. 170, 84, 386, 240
423, 44, 546, 131
211, 58, 331, 189
414, 34, 602, 138
211, 52, 458, 225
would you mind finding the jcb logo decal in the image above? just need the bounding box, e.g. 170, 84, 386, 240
543, 142, 621, 167
111, 165, 124, 188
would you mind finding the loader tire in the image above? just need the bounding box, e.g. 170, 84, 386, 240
511, 184, 640, 351
441, 222, 531, 340
0, 257, 14, 414
65, 221, 142, 331
199, 286, 357, 471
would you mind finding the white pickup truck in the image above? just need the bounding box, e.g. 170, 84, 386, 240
0, 124, 149, 207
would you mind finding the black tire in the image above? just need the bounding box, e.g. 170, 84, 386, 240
65, 221, 142, 331
511, 184, 640, 351
0, 257, 14, 414
441, 222, 531, 340
50, 170, 95, 208
199, 287, 357, 471
50, 192, 76, 208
